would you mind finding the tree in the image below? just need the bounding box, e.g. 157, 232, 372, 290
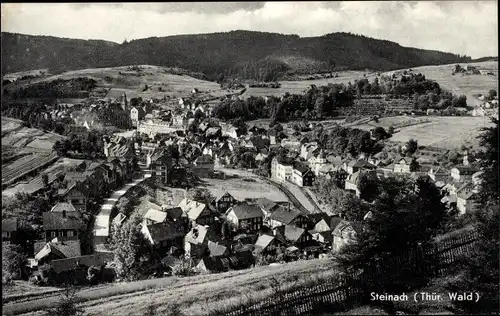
387, 126, 395, 135
448, 117, 498, 314
2, 244, 27, 284
488, 89, 497, 100
43, 287, 84, 316
110, 213, 153, 281
42, 173, 49, 188
334, 176, 446, 291
187, 188, 214, 204
371, 127, 388, 141
405, 139, 418, 155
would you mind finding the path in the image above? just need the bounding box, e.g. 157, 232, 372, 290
92, 166, 151, 251
269, 176, 321, 214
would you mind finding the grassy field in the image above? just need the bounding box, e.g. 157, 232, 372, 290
28, 65, 228, 101
204, 167, 288, 202
406, 61, 498, 107
2, 281, 62, 301
241, 61, 498, 103
352, 115, 494, 150
1, 117, 65, 152
6, 258, 336, 316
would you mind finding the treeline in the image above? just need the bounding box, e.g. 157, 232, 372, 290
3, 78, 97, 100
305, 125, 380, 157
212, 83, 355, 123
53, 132, 105, 160
97, 104, 133, 129
2, 31, 472, 81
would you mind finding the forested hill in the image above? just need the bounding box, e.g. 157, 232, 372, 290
2, 30, 472, 81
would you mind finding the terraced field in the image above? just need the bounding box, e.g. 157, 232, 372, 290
1, 152, 59, 186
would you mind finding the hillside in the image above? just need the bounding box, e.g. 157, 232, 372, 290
2, 31, 472, 81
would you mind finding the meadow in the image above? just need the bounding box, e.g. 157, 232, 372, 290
28, 65, 228, 101
201, 168, 288, 202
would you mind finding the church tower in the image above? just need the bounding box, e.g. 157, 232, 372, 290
121, 92, 128, 111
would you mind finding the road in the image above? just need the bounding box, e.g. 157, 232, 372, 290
92, 166, 151, 251
268, 176, 322, 215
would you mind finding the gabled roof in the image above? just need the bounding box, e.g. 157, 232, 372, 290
145, 222, 185, 243
348, 159, 376, 169
227, 203, 264, 220
458, 191, 477, 200
275, 225, 309, 242
293, 163, 311, 175
43, 211, 84, 231
163, 207, 186, 220
207, 241, 228, 257
50, 202, 77, 213
254, 197, 280, 213
178, 198, 212, 221
58, 181, 87, 197
268, 206, 304, 225
195, 154, 214, 165
112, 213, 127, 226
452, 166, 478, 175
429, 166, 448, 175
144, 209, 168, 223
185, 225, 220, 245
254, 234, 276, 253
35, 239, 81, 261
332, 220, 363, 236
50, 252, 114, 274
2, 218, 18, 232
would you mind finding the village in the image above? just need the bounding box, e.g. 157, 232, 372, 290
2, 68, 496, 286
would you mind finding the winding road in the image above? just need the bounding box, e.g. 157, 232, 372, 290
92, 166, 151, 251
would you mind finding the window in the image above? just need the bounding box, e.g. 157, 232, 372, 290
59, 231, 64, 237
51, 231, 56, 237
67, 231, 74, 237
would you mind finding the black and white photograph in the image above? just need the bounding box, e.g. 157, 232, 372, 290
1, 2, 498, 315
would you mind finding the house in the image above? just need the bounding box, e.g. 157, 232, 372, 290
312, 150, 328, 176
457, 190, 478, 215
292, 164, 316, 187
111, 213, 127, 228
254, 197, 284, 217
428, 166, 448, 182
205, 127, 222, 139
266, 205, 310, 229
393, 157, 415, 174
451, 166, 478, 182
344, 159, 376, 175
332, 220, 363, 252
273, 225, 312, 246
300, 142, 319, 160
271, 156, 294, 181
225, 203, 264, 232
178, 198, 218, 226
210, 191, 237, 213
34, 238, 82, 266
281, 138, 301, 150
194, 251, 254, 273
191, 155, 214, 178
143, 209, 169, 225
310, 231, 334, 245
130, 106, 146, 126
220, 123, 238, 139
2, 218, 18, 243
207, 241, 230, 258
42, 203, 84, 241
344, 170, 378, 198
473, 108, 486, 117
254, 234, 281, 255
141, 222, 185, 255
255, 152, 268, 162
184, 225, 222, 259
58, 182, 87, 213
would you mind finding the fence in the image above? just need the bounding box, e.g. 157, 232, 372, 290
214, 230, 479, 316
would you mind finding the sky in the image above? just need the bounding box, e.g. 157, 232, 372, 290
1, 1, 498, 58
